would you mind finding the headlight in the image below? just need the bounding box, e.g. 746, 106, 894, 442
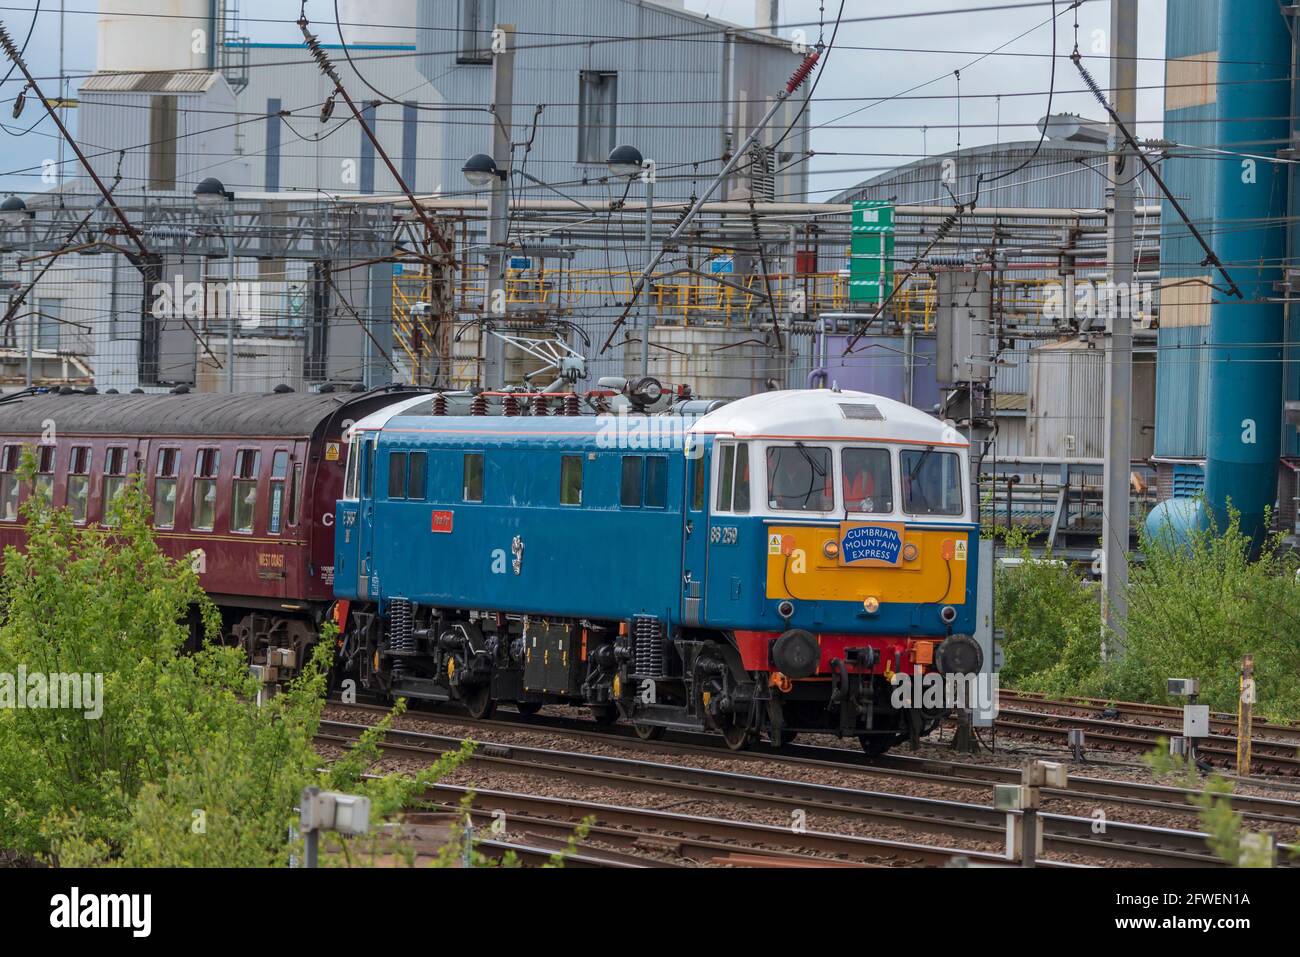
863, 596, 880, 614
823, 540, 840, 559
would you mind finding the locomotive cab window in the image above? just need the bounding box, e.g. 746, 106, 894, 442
842, 447, 893, 514
153, 448, 180, 528
343, 438, 361, 500
193, 448, 220, 531
34, 445, 56, 505
714, 443, 750, 514
102, 447, 129, 524
766, 444, 833, 512
269, 450, 289, 534
0, 444, 20, 520
67, 446, 91, 525
900, 448, 963, 517
231, 449, 261, 534
560, 455, 583, 506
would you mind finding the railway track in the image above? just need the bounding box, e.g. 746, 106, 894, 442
999, 690, 1300, 747
995, 707, 1300, 775
325, 699, 1300, 827
318, 717, 1292, 867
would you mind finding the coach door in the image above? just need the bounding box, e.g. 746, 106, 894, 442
681, 443, 710, 626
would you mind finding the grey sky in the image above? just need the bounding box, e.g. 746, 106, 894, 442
0, 0, 1167, 195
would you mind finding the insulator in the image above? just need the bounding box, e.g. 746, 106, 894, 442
563, 393, 580, 416
503, 394, 519, 417
433, 393, 448, 416
531, 394, 549, 416
470, 393, 488, 416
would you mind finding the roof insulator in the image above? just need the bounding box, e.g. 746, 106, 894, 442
170, 385, 190, 394
272, 384, 294, 394
349, 383, 366, 393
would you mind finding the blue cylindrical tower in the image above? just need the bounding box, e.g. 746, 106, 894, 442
1202, 0, 1292, 541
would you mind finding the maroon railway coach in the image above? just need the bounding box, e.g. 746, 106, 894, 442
0, 385, 422, 671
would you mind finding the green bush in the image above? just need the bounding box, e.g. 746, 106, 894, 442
1110, 506, 1300, 721
0, 453, 475, 866
993, 527, 1103, 695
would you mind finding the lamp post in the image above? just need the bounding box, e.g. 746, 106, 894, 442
462, 152, 510, 389
608, 145, 653, 379
3, 197, 37, 387
193, 178, 236, 393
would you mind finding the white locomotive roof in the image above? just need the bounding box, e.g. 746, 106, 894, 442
689, 389, 968, 447
346, 394, 433, 438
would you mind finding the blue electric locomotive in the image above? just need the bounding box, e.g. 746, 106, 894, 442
333, 388, 985, 753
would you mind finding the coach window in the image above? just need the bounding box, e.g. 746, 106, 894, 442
192, 448, 220, 531
154, 448, 180, 528
714, 442, 750, 514
842, 447, 893, 514
288, 463, 303, 526
102, 447, 129, 523
231, 449, 261, 534
268, 450, 289, 534
388, 451, 408, 500
645, 455, 668, 508
463, 452, 483, 502
900, 448, 963, 517
34, 445, 56, 505
0, 445, 20, 520
620, 456, 643, 508
67, 446, 91, 524
407, 452, 427, 501
766, 445, 833, 512
560, 455, 583, 506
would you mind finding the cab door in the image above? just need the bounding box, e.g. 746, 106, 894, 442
356, 435, 377, 599
681, 443, 711, 626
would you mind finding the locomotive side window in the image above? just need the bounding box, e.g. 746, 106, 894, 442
900, 448, 963, 517
691, 453, 706, 511
766, 445, 833, 512
0, 444, 20, 520
620, 456, 643, 508
67, 446, 91, 525
102, 447, 129, 524
231, 449, 261, 534
407, 453, 427, 501
842, 447, 893, 514
463, 453, 483, 502
387, 451, 408, 500
714, 443, 750, 514
645, 455, 668, 508
34, 445, 56, 505
193, 448, 220, 531
269, 450, 289, 534
560, 455, 583, 506
153, 448, 180, 529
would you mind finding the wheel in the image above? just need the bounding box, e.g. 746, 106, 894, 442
633, 722, 664, 740
589, 704, 619, 725
515, 701, 543, 718
462, 684, 495, 720
720, 721, 755, 751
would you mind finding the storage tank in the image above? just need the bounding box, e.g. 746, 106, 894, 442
336, 0, 416, 47
1026, 339, 1154, 460
97, 0, 213, 74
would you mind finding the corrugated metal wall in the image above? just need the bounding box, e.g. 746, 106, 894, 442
1155, 0, 1219, 460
